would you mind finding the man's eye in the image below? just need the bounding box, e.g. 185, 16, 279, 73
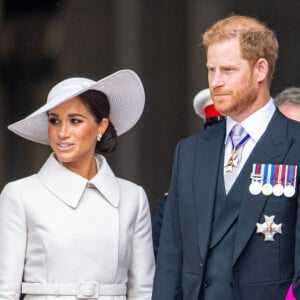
49, 118, 59, 125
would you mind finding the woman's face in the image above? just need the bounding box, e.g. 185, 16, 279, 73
48, 96, 108, 172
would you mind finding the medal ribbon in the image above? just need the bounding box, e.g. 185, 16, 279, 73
288, 165, 294, 185
285, 165, 294, 187
274, 164, 279, 185
284, 164, 298, 188
251, 163, 262, 180
272, 164, 285, 196
283, 164, 297, 197
263, 164, 272, 185
290, 165, 298, 188
230, 132, 250, 151
251, 163, 256, 178
275, 164, 284, 185
260, 164, 266, 181
256, 163, 261, 178
284, 164, 289, 188
293, 165, 298, 188
271, 164, 276, 185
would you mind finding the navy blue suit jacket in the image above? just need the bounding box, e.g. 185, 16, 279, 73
152, 110, 300, 300
152, 194, 167, 258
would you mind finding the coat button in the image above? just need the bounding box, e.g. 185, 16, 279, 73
204, 280, 210, 288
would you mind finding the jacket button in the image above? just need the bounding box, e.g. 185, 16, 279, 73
204, 280, 210, 288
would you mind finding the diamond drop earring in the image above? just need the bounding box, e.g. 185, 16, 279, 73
96, 134, 102, 142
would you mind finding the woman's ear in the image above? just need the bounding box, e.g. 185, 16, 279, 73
98, 118, 109, 136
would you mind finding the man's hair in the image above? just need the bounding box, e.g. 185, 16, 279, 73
202, 15, 279, 87
274, 87, 300, 107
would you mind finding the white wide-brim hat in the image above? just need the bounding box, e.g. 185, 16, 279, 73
8, 69, 145, 144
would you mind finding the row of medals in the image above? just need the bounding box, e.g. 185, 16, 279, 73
249, 165, 296, 198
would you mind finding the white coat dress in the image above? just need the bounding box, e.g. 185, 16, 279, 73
0, 153, 155, 300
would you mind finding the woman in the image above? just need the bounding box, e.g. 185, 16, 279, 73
0, 70, 155, 300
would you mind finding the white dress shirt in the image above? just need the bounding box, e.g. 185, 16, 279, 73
224, 99, 276, 179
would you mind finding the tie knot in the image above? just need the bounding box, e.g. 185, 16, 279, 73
230, 124, 245, 145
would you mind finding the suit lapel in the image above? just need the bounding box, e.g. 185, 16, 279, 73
194, 122, 226, 260
209, 169, 244, 248
232, 111, 294, 264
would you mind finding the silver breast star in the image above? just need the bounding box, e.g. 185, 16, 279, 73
256, 215, 282, 241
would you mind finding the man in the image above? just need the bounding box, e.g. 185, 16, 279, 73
153, 15, 300, 300
275, 87, 300, 122
152, 89, 225, 258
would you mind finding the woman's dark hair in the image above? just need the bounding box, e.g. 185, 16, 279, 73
78, 89, 118, 154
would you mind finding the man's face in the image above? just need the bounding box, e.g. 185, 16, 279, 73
206, 38, 259, 122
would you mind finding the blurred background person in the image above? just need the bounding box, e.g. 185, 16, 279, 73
274, 87, 300, 122
193, 88, 226, 129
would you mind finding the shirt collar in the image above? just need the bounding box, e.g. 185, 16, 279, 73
225, 98, 276, 144
37, 153, 120, 208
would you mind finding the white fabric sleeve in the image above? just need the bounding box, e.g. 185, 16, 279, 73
0, 182, 27, 300
127, 187, 155, 300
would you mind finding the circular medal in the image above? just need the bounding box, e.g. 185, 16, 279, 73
284, 184, 295, 198
261, 183, 273, 196
249, 181, 262, 195
272, 183, 284, 197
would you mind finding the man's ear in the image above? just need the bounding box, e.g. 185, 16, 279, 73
254, 58, 269, 83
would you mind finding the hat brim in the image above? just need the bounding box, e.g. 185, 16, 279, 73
8, 69, 145, 144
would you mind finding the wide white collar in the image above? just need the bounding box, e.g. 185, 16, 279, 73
37, 153, 120, 208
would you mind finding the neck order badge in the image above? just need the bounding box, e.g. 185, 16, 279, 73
225, 124, 250, 172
